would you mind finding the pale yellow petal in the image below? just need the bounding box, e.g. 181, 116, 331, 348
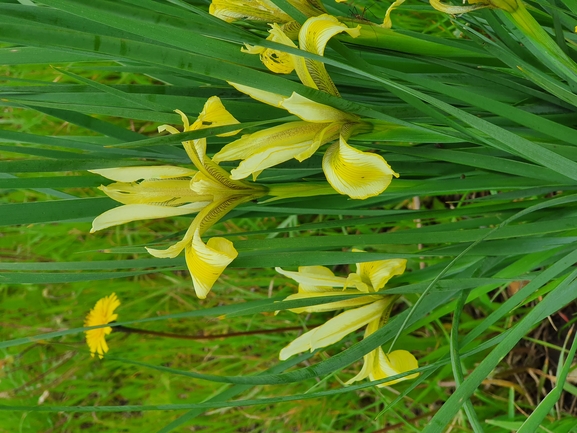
294, 121, 341, 162
281, 92, 358, 123
299, 14, 360, 59
175, 109, 190, 131
214, 121, 323, 164
146, 237, 189, 259
296, 265, 338, 293
345, 349, 375, 384
231, 141, 313, 180
90, 203, 206, 233
190, 96, 241, 137
89, 166, 196, 182
357, 258, 407, 291
381, 0, 405, 29
296, 15, 360, 95
279, 299, 388, 359
371, 349, 419, 386
98, 179, 209, 206
344, 272, 370, 292
228, 82, 286, 107
282, 291, 378, 313
322, 137, 398, 199
276, 266, 348, 289
186, 230, 238, 299
158, 124, 181, 135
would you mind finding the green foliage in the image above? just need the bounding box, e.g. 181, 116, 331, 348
2, 0, 577, 431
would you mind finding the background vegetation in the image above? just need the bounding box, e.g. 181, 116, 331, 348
2, 0, 577, 431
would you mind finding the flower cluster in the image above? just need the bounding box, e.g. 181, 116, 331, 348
276, 255, 418, 386
85, 0, 419, 391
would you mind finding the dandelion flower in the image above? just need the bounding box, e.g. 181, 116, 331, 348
84, 293, 120, 359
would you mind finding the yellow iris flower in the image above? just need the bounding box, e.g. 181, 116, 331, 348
91, 97, 267, 299
276, 257, 419, 387
84, 293, 120, 359
244, 14, 360, 97
213, 83, 398, 199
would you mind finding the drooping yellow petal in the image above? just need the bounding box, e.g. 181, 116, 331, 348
370, 348, 419, 386
296, 14, 361, 95
276, 266, 348, 289
186, 230, 238, 299
90, 203, 207, 233
282, 291, 378, 313
89, 166, 197, 182
322, 136, 398, 199
381, 0, 405, 28
209, 0, 292, 23
356, 258, 407, 291
279, 299, 389, 359
281, 92, 358, 123
84, 293, 120, 359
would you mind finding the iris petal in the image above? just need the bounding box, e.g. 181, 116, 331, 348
91, 203, 207, 233
371, 349, 419, 386
186, 230, 238, 299
89, 166, 197, 182
322, 136, 398, 199
279, 299, 388, 360
282, 291, 378, 313
381, 0, 405, 28
228, 82, 286, 107
214, 121, 322, 163
276, 266, 348, 289
98, 179, 208, 206
281, 93, 357, 123
357, 258, 407, 291
297, 14, 361, 95
189, 97, 241, 137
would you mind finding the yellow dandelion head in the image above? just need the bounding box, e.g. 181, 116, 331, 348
84, 293, 120, 359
